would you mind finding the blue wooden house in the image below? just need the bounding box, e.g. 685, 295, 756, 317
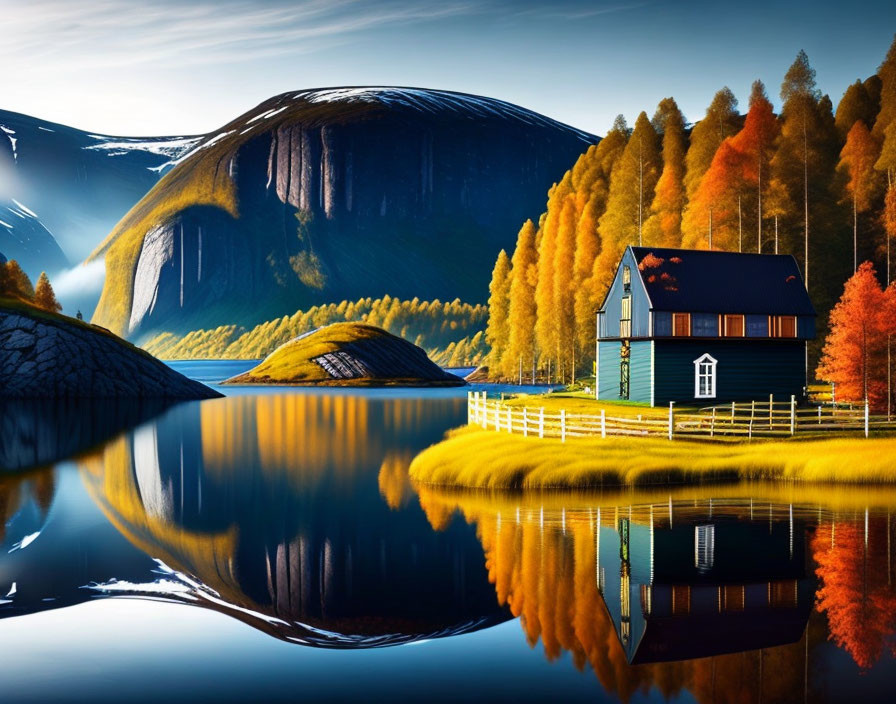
596, 247, 815, 406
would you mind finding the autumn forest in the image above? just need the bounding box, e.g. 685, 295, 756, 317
485, 38, 896, 403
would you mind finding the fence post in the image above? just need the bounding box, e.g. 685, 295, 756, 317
750, 400, 755, 433
507, 405, 512, 433
480, 393, 487, 428
818, 405, 822, 425
668, 402, 675, 440
523, 407, 528, 437
495, 401, 500, 431
769, 394, 773, 429
467, 391, 472, 424
539, 408, 545, 439
731, 401, 735, 426
561, 409, 566, 443
865, 399, 870, 438
790, 395, 796, 436
710, 407, 716, 437
600, 409, 606, 438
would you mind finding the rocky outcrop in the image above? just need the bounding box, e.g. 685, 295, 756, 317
0, 304, 221, 398
225, 322, 464, 386
89, 87, 598, 338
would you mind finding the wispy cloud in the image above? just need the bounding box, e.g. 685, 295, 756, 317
1, 0, 478, 71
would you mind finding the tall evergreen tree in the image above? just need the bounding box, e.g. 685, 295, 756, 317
534, 179, 570, 379
838, 121, 882, 271
505, 220, 538, 382
872, 34, 896, 143
732, 81, 780, 252
552, 197, 578, 382
684, 87, 740, 202
835, 80, 879, 137
643, 97, 687, 248
595, 112, 660, 288
485, 250, 512, 373
0, 260, 35, 301
34, 272, 62, 313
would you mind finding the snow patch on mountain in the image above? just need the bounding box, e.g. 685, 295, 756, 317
284, 87, 594, 142
1, 124, 17, 161
85, 135, 202, 164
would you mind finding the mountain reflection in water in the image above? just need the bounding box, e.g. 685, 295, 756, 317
1, 394, 511, 646
416, 487, 896, 702
2, 387, 896, 702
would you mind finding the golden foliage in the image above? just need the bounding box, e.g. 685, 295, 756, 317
143, 296, 487, 366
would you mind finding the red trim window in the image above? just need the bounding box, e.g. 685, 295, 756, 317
723, 314, 745, 337
775, 316, 797, 338
672, 313, 691, 337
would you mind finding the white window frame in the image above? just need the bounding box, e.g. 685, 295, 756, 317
693, 353, 718, 399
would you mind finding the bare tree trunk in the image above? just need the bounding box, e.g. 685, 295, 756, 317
708, 207, 713, 249
854, 193, 858, 274
803, 116, 809, 288
738, 195, 743, 252
638, 133, 644, 246
758, 151, 762, 253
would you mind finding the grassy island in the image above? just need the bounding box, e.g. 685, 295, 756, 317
224, 322, 465, 387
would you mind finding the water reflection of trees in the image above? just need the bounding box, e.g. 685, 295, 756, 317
414, 487, 896, 702
0, 470, 55, 544
812, 516, 896, 669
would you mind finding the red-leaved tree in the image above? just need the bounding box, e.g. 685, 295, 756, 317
816, 262, 896, 409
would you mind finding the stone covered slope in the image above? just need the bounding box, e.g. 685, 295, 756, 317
0, 301, 221, 398
225, 322, 464, 386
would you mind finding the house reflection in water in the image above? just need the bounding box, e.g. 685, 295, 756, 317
600, 503, 813, 664
413, 488, 853, 703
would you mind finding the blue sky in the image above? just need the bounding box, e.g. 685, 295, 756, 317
3, 0, 895, 136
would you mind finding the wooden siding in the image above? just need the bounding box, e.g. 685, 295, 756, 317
653, 340, 806, 405
597, 340, 621, 399
596, 340, 652, 403
630, 341, 652, 404
599, 249, 650, 338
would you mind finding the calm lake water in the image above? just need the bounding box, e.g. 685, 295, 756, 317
1, 361, 895, 702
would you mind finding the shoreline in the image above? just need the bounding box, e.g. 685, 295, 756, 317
408, 425, 896, 490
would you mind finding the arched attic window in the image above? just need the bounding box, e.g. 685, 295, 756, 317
693, 353, 717, 399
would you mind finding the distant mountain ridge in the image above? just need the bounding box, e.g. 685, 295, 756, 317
0, 107, 198, 272
86, 86, 598, 338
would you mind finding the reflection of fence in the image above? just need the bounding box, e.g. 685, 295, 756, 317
467, 392, 896, 442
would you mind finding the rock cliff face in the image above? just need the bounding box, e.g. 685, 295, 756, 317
89, 87, 598, 338
0, 304, 221, 398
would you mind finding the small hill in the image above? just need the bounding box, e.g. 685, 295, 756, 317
224, 322, 464, 387
0, 298, 221, 398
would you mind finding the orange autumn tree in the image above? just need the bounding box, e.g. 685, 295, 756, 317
816, 261, 893, 407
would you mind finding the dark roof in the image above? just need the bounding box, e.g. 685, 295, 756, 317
629, 247, 816, 316
630, 608, 810, 664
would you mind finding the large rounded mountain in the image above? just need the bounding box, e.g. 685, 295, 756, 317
88, 87, 597, 338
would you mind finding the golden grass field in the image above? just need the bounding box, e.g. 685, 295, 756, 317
408, 424, 896, 489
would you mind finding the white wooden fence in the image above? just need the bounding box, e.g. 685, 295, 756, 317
467, 391, 896, 442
